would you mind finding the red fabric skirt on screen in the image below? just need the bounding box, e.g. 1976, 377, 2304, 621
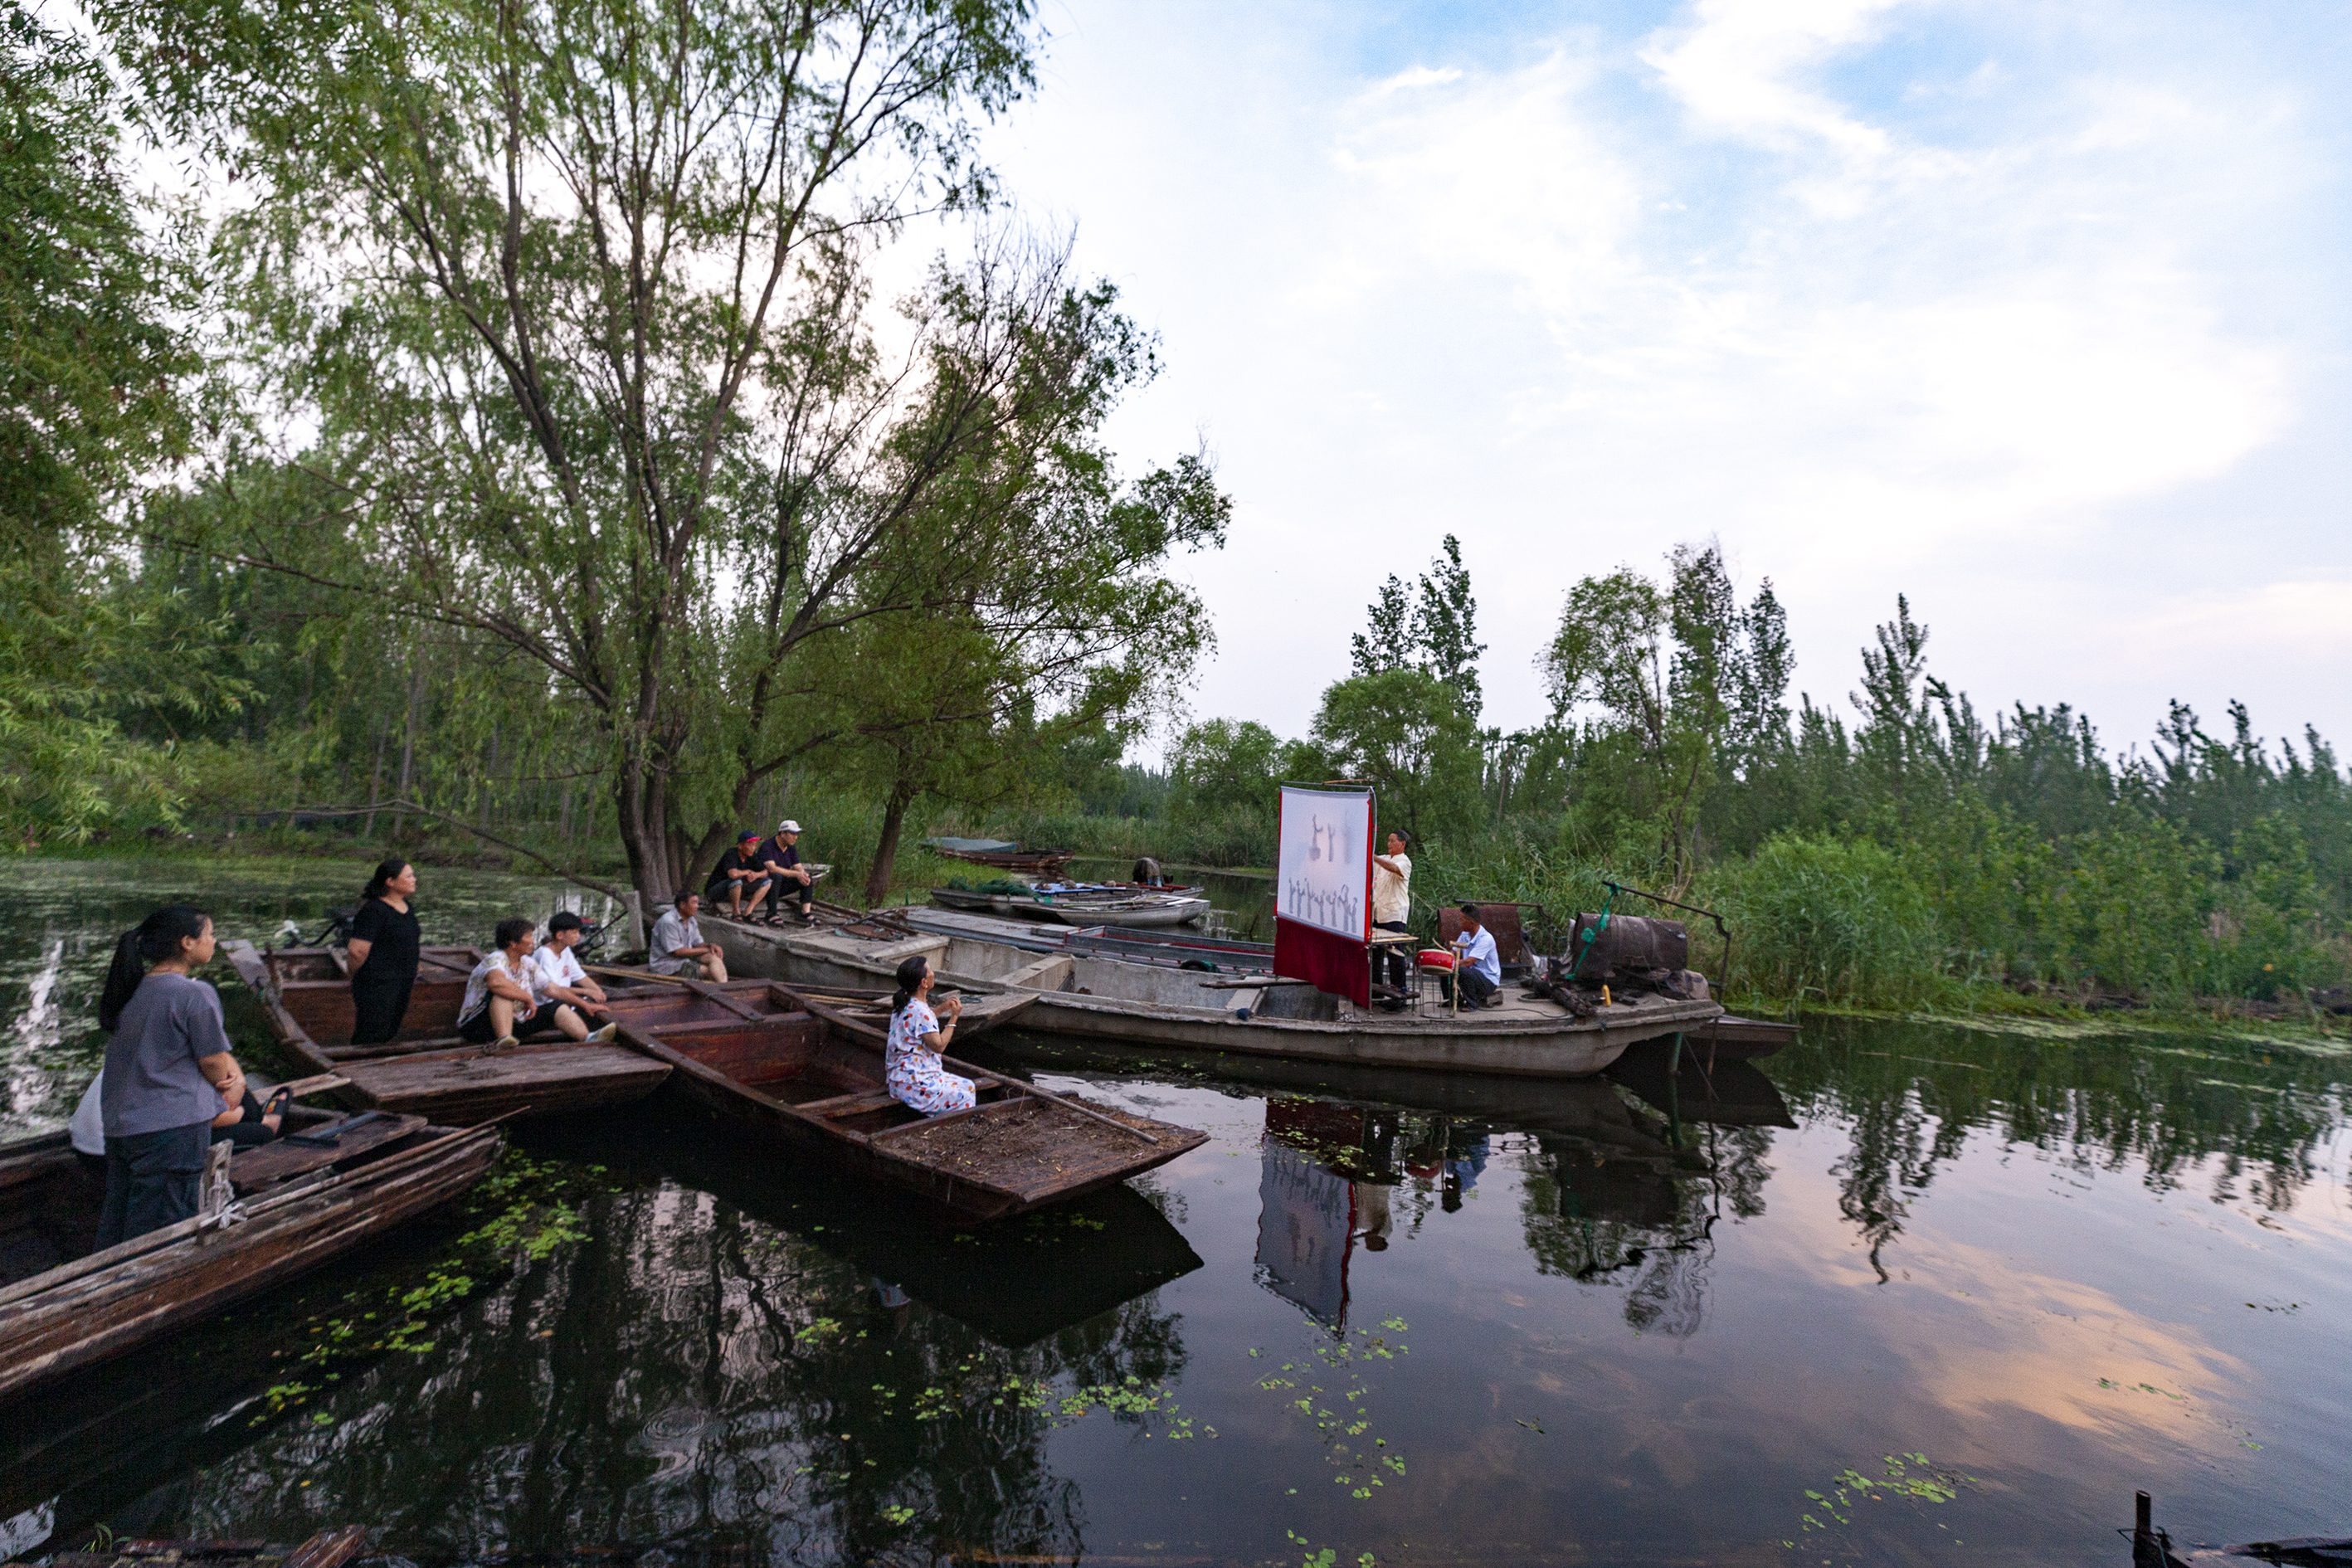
1274, 918, 1369, 1008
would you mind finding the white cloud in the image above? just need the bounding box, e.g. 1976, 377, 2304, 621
980, 0, 2347, 748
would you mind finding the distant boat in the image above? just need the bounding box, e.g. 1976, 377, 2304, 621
929, 884, 1214, 928
924, 837, 1079, 879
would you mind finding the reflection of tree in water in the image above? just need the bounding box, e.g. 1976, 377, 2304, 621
1777, 1017, 2349, 1273
1517, 1121, 1778, 1342
185, 1179, 1188, 1565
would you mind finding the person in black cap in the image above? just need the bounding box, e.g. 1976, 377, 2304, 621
706, 829, 774, 920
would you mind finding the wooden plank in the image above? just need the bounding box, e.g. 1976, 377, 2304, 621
866, 1097, 1017, 1142
282, 1527, 372, 1568
228, 1114, 431, 1192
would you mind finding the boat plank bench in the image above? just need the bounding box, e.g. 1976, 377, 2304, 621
228, 1113, 431, 1194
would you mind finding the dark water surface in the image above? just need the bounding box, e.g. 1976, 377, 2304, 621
4, 859, 2349, 1566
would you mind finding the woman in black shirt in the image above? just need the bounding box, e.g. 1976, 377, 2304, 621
347, 858, 422, 1045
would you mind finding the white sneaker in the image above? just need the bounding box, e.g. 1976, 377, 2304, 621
588, 1022, 619, 1043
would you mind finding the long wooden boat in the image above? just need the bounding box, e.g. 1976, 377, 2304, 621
222, 942, 1038, 1125
2, 1526, 374, 1568
0, 1103, 501, 1405
224, 940, 673, 1122
1686, 1014, 1798, 1060
704, 913, 1720, 1079
929, 886, 1213, 928
611, 981, 1205, 1220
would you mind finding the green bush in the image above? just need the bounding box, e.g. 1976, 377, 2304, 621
1716, 833, 1942, 1008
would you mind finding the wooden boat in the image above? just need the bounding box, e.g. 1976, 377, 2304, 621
2, 1526, 373, 1568
0, 1098, 500, 1405
926, 837, 1079, 879
928, 885, 1212, 928
225, 941, 700, 1122
704, 914, 1721, 1079
612, 980, 1205, 1220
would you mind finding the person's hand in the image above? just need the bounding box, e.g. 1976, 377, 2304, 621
943, 994, 962, 1019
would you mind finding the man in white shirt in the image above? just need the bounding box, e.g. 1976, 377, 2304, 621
1444, 903, 1501, 1010
649, 891, 728, 981
1371, 829, 1414, 997
533, 911, 614, 1026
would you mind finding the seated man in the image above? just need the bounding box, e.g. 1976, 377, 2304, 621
533, 910, 615, 1026
757, 819, 816, 923
1442, 903, 1502, 1010
459, 918, 601, 1049
705, 830, 774, 920
649, 891, 728, 981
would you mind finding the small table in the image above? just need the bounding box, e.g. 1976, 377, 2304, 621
1367, 931, 1421, 1010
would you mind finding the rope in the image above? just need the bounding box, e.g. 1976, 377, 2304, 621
1566, 883, 1618, 981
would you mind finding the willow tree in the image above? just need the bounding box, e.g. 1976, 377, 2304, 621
105, 0, 1220, 897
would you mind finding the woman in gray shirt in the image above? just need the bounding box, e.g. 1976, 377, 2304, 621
95, 904, 236, 1248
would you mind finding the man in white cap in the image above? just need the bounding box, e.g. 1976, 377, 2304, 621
757, 819, 816, 923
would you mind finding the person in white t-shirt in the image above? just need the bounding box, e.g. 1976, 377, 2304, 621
1371, 829, 1414, 998
532, 911, 615, 1030
1444, 903, 1502, 1010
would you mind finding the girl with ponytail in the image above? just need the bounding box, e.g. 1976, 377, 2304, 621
882, 956, 974, 1117
94, 904, 243, 1247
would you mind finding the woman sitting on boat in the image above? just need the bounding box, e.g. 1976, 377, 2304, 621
885, 955, 973, 1116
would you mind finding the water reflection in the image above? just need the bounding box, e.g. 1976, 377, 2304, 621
4, 858, 2350, 1562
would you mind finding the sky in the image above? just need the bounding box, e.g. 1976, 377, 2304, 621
963, 0, 2352, 764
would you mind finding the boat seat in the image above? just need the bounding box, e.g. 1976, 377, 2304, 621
806, 1089, 905, 1118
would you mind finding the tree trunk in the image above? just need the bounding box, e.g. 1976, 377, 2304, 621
392, 661, 422, 843
867, 784, 915, 907
362, 717, 389, 840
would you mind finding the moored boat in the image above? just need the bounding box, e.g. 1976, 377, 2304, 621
611, 981, 1205, 1220
928, 884, 1213, 928
703, 912, 1720, 1079
225, 940, 675, 1122
924, 837, 1079, 879
0, 1100, 500, 1405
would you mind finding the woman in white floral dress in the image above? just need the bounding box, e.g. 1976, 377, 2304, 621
884, 955, 975, 1115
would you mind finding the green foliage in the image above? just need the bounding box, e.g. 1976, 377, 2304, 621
1308, 668, 1483, 848
1714, 835, 1943, 1007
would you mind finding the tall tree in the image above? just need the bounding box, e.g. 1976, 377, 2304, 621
107, 0, 1219, 897
0, 1, 221, 840
1348, 534, 1486, 718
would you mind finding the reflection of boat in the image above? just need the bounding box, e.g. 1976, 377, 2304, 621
708, 913, 1720, 1079
929, 885, 1214, 928
618, 983, 1206, 1220
1607, 1036, 1796, 1130
597, 1126, 1204, 1346
10, 1527, 373, 1568
926, 838, 1079, 879
0, 1108, 500, 1405
1687, 1015, 1798, 1061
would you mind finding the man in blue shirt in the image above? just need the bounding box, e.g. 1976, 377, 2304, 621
1444, 903, 1501, 1010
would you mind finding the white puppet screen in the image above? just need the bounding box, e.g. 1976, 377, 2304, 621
1275, 786, 1372, 941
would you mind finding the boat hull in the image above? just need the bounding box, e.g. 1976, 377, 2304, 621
705, 916, 1717, 1079
0, 1122, 500, 1405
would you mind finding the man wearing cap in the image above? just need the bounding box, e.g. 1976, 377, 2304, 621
1443, 903, 1501, 1010
705, 830, 774, 921
757, 820, 816, 924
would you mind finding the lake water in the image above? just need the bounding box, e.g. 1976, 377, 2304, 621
4, 858, 2348, 1566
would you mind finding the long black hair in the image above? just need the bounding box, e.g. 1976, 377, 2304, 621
892, 954, 931, 1012
99, 903, 212, 1032
362, 858, 410, 902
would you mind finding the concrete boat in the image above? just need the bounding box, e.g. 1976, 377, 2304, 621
701, 909, 1720, 1080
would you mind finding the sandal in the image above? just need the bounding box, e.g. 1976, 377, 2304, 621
263, 1086, 293, 1121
